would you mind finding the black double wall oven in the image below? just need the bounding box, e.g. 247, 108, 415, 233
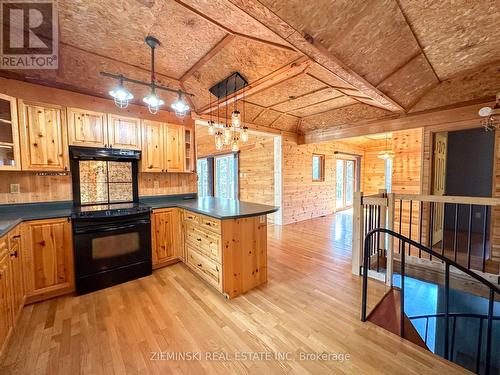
70, 146, 152, 295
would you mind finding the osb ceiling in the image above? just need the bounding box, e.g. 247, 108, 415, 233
1, 0, 499, 136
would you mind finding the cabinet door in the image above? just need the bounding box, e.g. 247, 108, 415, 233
165, 124, 184, 172
22, 218, 74, 302
108, 114, 141, 150
0, 244, 13, 350
8, 226, 24, 317
142, 120, 165, 172
0, 93, 21, 171
184, 128, 195, 173
19, 101, 68, 171
67, 108, 107, 148
151, 209, 180, 267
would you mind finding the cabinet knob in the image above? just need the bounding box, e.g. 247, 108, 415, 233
197, 263, 202, 267
197, 238, 202, 242
12, 234, 21, 239
10, 250, 18, 258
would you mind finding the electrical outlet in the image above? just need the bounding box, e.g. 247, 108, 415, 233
10, 184, 20, 194
153, 181, 160, 190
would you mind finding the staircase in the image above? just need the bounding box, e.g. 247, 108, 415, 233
361, 229, 500, 375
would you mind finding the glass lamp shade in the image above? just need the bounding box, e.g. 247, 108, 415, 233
240, 126, 249, 143
208, 121, 215, 135
231, 139, 239, 152
109, 85, 133, 109
143, 92, 165, 114
231, 110, 241, 128
215, 133, 224, 150
223, 125, 232, 141
171, 94, 190, 117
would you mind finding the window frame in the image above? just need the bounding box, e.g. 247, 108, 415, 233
196, 152, 239, 199
312, 154, 325, 182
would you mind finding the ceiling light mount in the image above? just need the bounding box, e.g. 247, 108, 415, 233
480, 92, 500, 132
101, 35, 193, 116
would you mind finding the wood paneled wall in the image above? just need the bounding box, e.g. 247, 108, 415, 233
281, 139, 364, 225
0, 172, 197, 204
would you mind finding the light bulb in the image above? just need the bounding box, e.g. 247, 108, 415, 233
143, 92, 164, 114
240, 126, 249, 143
171, 91, 190, 117
231, 139, 239, 152
109, 83, 133, 109
208, 121, 215, 135
231, 110, 241, 128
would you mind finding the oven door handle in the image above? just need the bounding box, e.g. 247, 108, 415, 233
74, 221, 150, 235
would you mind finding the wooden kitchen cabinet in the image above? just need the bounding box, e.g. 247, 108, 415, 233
0, 93, 21, 171
165, 124, 185, 172
107, 114, 141, 150
7, 225, 24, 320
151, 208, 181, 268
184, 128, 195, 173
67, 107, 108, 148
18, 100, 69, 171
0, 236, 13, 354
22, 218, 74, 303
142, 120, 165, 173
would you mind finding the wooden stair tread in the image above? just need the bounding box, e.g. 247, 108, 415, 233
367, 289, 429, 350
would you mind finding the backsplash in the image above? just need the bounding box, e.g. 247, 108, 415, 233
0, 171, 197, 204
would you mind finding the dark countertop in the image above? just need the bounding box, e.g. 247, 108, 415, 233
0, 196, 278, 236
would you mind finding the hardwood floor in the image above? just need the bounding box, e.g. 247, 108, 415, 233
0, 213, 467, 374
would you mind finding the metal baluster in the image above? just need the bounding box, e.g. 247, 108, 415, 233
361, 232, 371, 322
441, 203, 447, 260
482, 206, 488, 273
485, 289, 494, 375
408, 200, 413, 256
444, 263, 450, 360
450, 316, 456, 361
453, 204, 459, 263
429, 202, 434, 261
467, 204, 473, 270
424, 317, 429, 344
399, 200, 403, 254
376, 206, 381, 272
418, 201, 423, 258
367, 205, 372, 269
476, 318, 483, 374
400, 244, 405, 338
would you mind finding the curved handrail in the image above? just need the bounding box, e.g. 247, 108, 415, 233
408, 313, 500, 321
363, 228, 500, 295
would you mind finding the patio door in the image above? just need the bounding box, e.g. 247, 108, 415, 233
336, 159, 355, 211
197, 153, 239, 199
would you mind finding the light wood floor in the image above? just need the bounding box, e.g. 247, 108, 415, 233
0, 213, 467, 374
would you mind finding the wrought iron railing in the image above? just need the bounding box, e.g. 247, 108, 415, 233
361, 228, 500, 375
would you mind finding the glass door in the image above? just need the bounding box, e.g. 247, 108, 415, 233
336, 159, 355, 211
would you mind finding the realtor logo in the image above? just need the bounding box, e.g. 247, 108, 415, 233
1, 0, 58, 69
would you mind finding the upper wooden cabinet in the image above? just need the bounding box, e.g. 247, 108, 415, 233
67, 108, 107, 148
184, 128, 195, 173
0, 93, 21, 171
22, 218, 74, 303
18, 100, 68, 171
107, 114, 141, 150
142, 120, 165, 173
166, 124, 185, 172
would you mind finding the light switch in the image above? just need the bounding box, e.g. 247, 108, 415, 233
10, 184, 20, 193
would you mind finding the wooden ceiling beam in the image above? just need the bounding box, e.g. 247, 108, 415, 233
173, 0, 296, 53
199, 56, 311, 114
226, 0, 405, 113
302, 100, 494, 144
179, 34, 235, 83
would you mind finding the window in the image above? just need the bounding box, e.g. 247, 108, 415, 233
335, 159, 355, 210
196, 153, 239, 199
312, 154, 325, 181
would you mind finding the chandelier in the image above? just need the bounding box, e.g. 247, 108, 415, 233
101, 36, 193, 116
207, 73, 249, 152
479, 92, 500, 131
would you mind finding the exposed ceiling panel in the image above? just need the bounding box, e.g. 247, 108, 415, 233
253, 108, 282, 126
300, 103, 393, 132
270, 114, 299, 132
306, 64, 357, 90
245, 73, 326, 107
397, 0, 500, 80
376, 54, 438, 110
182, 36, 300, 109
259, 0, 421, 84
59, 0, 227, 79
289, 96, 358, 117
272, 87, 343, 113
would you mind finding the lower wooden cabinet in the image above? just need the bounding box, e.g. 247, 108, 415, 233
151, 208, 182, 268
22, 218, 74, 303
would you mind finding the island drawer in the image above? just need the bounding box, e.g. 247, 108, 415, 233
186, 246, 222, 291
199, 216, 221, 234
185, 223, 222, 263
8, 225, 21, 249
183, 211, 200, 224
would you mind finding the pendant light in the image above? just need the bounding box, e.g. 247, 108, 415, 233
231, 137, 240, 152
215, 131, 224, 150
240, 126, 249, 143
208, 95, 215, 135
171, 90, 190, 117
109, 75, 133, 108
377, 133, 395, 160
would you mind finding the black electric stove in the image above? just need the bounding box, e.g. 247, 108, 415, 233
71, 202, 151, 220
